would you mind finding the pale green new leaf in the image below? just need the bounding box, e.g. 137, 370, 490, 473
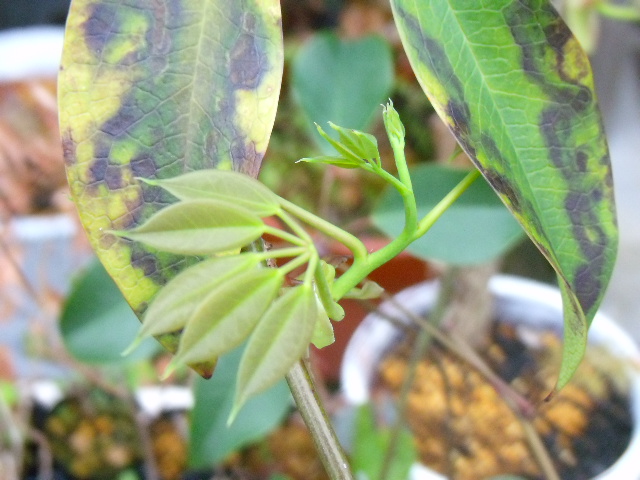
344, 280, 384, 300
297, 155, 363, 169
138, 254, 263, 339
175, 268, 284, 366
314, 124, 368, 166
120, 200, 265, 255
141, 170, 281, 217
233, 285, 318, 417
333, 124, 381, 165
311, 294, 335, 349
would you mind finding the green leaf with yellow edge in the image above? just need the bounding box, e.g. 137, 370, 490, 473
232, 284, 318, 419
391, 0, 617, 389
117, 199, 265, 255
58, 0, 283, 377
142, 170, 281, 217
136, 254, 264, 340
174, 268, 284, 366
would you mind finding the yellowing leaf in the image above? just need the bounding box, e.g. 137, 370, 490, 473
59, 0, 283, 376
392, 0, 617, 388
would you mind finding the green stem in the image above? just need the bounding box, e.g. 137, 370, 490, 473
286, 359, 354, 480
367, 164, 409, 195
279, 253, 311, 277
263, 225, 308, 247
414, 169, 480, 239
333, 169, 480, 299
597, 2, 640, 21
279, 197, 368, 260
278, 209, 315, 245
304, 253, 319, 286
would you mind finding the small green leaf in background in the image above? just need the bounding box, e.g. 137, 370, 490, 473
373, 164, 525, 265
60, 259, 159, 364
142, 170, 282, 217
119, 200, 265, 255
233, 284, 318, 419
189, 345, 290, 469
291, 32, 394, 152
391, 0, 617, 388
352, 404, 417, 480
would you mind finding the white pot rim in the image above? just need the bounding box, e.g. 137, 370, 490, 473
341, 275, 640, 480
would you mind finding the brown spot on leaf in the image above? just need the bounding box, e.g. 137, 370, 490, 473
89, 157, 109, 183
83, 3, 118, 56
105, 165, 123, 189
61, 131, 77, 167
130, 155, 157, 178
230, 33, 263, 89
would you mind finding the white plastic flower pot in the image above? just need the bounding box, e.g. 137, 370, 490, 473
341, 275, 640, 480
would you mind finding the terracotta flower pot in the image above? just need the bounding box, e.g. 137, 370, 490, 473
341, 275, 640, 479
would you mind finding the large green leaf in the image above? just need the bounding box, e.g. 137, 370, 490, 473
391, 0, 617, 388
373, 164, 525, 265
58, 0, 284, 376
60, 259, 159, 364
291, 32, 394, 152
189, 344, 290, 468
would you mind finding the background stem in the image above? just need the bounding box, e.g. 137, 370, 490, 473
286, 358, 354, 480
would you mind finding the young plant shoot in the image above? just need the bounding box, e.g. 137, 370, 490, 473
115, 103, 478, 416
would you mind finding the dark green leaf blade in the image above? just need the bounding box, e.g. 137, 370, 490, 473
291, 32, 394, 152
59, 0, 284, 376
391, 0, 617, 387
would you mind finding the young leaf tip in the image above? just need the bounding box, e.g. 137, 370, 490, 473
382, 100, 405, 147
160, 356, 182, 381
121, 334, 145, 357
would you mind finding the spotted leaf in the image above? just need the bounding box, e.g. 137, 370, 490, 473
391, 0, 617, 389
58, 0, 283, 376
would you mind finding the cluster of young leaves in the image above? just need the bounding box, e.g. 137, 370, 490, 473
114, 170, 330, 417
117, 104, 421, 416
